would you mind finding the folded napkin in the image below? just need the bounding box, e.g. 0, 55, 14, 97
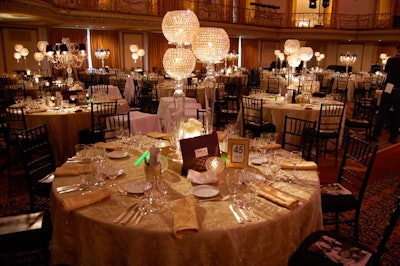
173, 197, 199, 239
61, 188, 112, 211
147, 132, 168, 139
187, 169, 217, 184
94, 142, 122, 151
252, 182, 299, 209
54, 164, 91, 177
25, 107, 48, 114
280, 161, 318, 170
267, 143, 281, 150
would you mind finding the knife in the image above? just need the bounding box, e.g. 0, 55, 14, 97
113, 203, 138, 224
228, 204, 244, 224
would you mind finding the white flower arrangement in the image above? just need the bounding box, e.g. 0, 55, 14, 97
181, 118, 203, 137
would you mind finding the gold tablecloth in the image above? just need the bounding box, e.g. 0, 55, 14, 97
50, 147, 323, 266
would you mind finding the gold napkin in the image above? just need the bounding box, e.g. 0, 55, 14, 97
280, 161, 318, 170
61, 188, 112, 211
173, 197, 199, 239
54, 164, 91, 177
25, 107, 48, 114
94, 142, 122, 151
252, 182, 299, 209
147, 132, 168, 139
267, 143, 281, 150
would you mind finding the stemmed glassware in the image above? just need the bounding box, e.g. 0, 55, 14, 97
290, 151, 302, 179
226, 169, 242, 202
240, 168, 264, 205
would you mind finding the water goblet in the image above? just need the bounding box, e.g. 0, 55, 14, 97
142, 180, 159, 213
226, 169, 242, 202
75, 144, 87, 162
157, 179, 169, 210
290, 151, 303, 179
79, 163, 93, 194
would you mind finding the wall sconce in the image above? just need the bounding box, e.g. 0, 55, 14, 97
130, 45, 145, 63
314, 51, 325, 68
379, 53, 388, 70
14, 44, 29, 63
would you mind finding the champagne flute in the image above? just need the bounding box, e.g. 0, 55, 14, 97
291, 151, 302, 179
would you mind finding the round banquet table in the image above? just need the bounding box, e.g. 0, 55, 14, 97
50, 145, 323, 266
24, 99, 129, 165
236, 94, 345, 144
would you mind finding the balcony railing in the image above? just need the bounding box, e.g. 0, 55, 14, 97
49, 0, 393, 29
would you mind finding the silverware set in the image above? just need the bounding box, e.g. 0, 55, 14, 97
113, 202, 146, 226
228, 200, 259, 224
56, 184, 83, 194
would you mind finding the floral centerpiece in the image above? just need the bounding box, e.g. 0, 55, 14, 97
181, 118, 203, 138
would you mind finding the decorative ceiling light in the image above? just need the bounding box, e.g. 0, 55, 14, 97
130, 44, 145, 63
298, 46, 314, 71
339, 52, 357, 74
95, 48, 110, 69
162, 9, 200, 47
46, 38, 86, 86
284, 39, 300, 56
192, 27, 230, 134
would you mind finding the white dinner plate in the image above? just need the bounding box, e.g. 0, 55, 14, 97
100, 165, 123, 178
125, 181, 146, 194
108, 150, 129, 159
250, 156, 267, 165
191, 185, 219, 198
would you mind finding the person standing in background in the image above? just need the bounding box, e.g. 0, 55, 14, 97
373, 44, 400, 144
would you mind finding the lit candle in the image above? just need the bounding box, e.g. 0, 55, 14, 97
205, 157, 225, 174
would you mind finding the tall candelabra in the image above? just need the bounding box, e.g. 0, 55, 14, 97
95, 48, 110, 70
339, 52, 357, 74
46, 38, 86, 86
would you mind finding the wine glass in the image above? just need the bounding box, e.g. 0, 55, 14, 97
142, 181, 159, 213
241, 168, 265, 205
157, 179, 169, 210
75, 144, 87, 162
79, 163, 93, 194
226, 169, 242, 202
290, 151, 303, 179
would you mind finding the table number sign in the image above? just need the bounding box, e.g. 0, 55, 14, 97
227, 138, 250, 168
76, 92, 87, 106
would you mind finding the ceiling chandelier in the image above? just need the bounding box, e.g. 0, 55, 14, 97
14, 44, 29, 63
46, 38, 86, 86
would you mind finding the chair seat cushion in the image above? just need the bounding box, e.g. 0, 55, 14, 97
289, 230, 373, 266
345, 118, 370, 126
316, 129, 338, 138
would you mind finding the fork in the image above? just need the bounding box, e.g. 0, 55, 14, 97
113, 203, 138, 224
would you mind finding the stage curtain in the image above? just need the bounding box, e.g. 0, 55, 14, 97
90, 30, 121, 69
148, 32, 169, 73
241, 38, 259, 69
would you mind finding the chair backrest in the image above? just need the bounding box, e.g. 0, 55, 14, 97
242, 96, 263, 126
352, 91, 377, 122
17, 124, 55, 211
6, 83, 26, 103
337, 135, 378, 209
282, 115, 316, 161
90, 101, 117, 132
321, 77, 334, 93
332, 87, 347, 103
267, 77, 280, 94
185, 84, 197, 99
2, 106, 27, 138
90, 84, 109, 95
196, 108, 207, 127
317, 103, 345, 135
98, 112, 131, 142
370, 197, 400, 265
336, 76, 349, 90
300, 79, 313, 94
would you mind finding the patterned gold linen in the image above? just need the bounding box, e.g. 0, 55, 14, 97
281, 161, 318, 170
61, 188, 112, 211
50, 144, 323, 266
252, 182, 300, 209
173, 196, 199, 239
